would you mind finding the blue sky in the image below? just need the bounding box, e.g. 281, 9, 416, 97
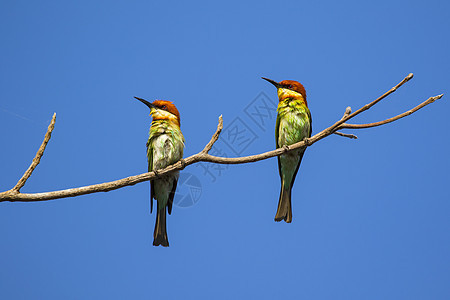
1, 0, 449, 299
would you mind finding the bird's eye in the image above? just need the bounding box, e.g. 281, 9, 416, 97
288, 85, 293, 89
161, 105, 167, 110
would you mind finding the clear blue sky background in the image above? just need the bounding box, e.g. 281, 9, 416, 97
1, 0, 449, 299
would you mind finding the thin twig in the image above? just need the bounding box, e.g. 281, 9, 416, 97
333, 131, 358, 139
341, 94, 443, 129
330, 73, 414, 131
12, 113, 56, 192
201, 115, 223, 153
341, 107, 352, 120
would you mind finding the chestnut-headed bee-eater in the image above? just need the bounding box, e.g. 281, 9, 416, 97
262, 77, 312, 223
135, 97, 185, 247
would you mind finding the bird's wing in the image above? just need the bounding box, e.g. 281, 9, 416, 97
147, 138, 154, 213
307, 107, 312, 137
275, 113, 283, 179
289, 106, 312, 187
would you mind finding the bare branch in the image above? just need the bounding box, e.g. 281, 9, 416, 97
0, 74, 443, 202
340, 94, 443, 129
201, 115, 223, 153
12, 113, 56, 192
334, 107, 358, 139
341, 106, 352, 120
329, 73, 414, 131
333, 131, 358, 139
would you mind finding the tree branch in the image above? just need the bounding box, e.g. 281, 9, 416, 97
340, 94, 443, 129
201, 115, 223, 153
333, 131, 358, 139
333, 107, 357, 138
0, 74, 444, 202
340, 106, 352, 120
12, 113, 56, 192
329, 73, 414, 132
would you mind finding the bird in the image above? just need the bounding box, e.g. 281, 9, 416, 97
134, 96, 185, 246
262, 77, 312, 223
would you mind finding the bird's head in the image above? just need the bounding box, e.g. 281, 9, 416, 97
134, 97, 181, 126
262, 77, 307, 106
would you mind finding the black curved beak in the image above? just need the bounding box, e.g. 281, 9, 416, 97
134, 96, 156, 109
261, 77, 281, 89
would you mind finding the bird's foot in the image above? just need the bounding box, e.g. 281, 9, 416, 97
179, 159, 187, 170
303, 137, 310, 146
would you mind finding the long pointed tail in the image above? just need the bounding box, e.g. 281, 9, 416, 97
275, 185, 292, 223
153, 205, 169, 247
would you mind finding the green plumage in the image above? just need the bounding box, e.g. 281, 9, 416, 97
147, 119, 184, 246
275, 98, 312, 222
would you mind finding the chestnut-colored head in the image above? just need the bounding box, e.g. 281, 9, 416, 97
151, 100, 180, 120
134, 97, 181, 126
278, 80, 306, 101
262, 77, 307, 106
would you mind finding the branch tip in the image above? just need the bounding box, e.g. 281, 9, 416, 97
202, 115, 224, 154
12, 112, 57, 192
341, 93, 443, 129
334, 131, 358, 139
341, 106, 352, 119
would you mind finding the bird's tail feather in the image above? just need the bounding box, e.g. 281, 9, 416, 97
153, 205, 169, 247
275, 184, 292, 223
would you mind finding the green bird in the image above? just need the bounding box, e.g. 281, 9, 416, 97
262, 77, 312, 223
135, 97, 185, 247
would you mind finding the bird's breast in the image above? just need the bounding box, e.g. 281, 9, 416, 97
278, 110, 310, 147
148, 121, 184, 170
